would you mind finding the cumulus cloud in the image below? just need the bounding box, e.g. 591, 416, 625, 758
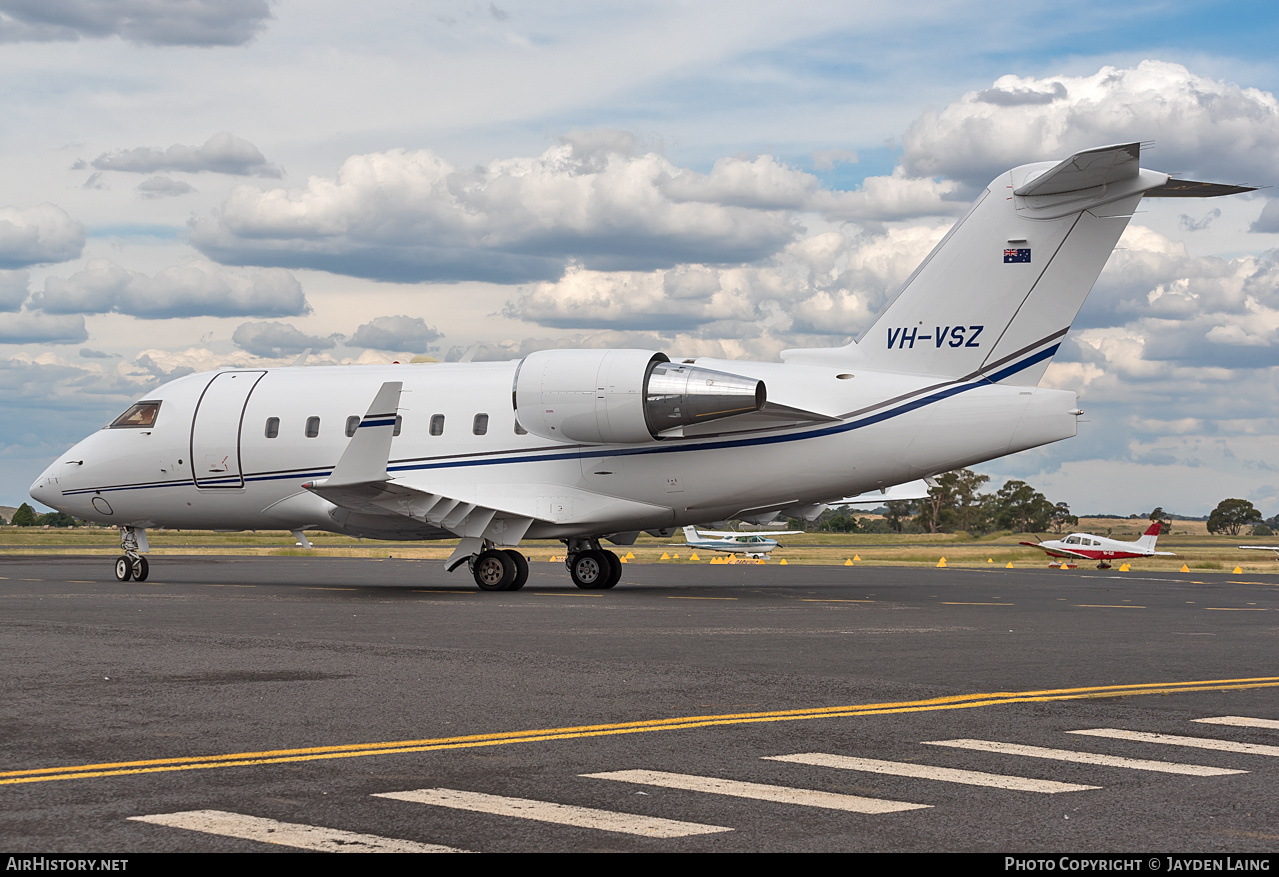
0, 270, 28, 310
137, 176, 197, 198
0, 312, 87, 344
505, 222, 952, 341
1250, 199, 1279, 234
0, 0, 273, 47
349, 315, 442, 352
190, 135, 811, 283
0, 204, 85, 268
93, 133, 281, 177
232, 320, 335, 358
31, 259, 309, 319
901, 61, 1279, 189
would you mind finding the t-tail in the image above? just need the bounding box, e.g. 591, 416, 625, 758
682, 525, 701, 544
783, 143, 1253, 384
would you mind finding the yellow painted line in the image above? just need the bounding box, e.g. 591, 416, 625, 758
1204, 607, 1269, 611
1076, 604, 1146, 609
668, 596, 737, 601
6, 677, 1279, 787
302, 587, 357, 591
941, 602, 1013, 606
802, 599, 876, 603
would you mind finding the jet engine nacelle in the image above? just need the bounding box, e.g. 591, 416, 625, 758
513, 349, 766, 444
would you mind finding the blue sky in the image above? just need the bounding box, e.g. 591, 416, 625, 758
3, 0, 1279, 517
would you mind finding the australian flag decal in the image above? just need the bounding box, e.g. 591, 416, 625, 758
1003, 248, 1031, 263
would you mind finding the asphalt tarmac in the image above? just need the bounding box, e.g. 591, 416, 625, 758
2, 554, 1277, 853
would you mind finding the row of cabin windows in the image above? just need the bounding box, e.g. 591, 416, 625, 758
264, 413, 527, 438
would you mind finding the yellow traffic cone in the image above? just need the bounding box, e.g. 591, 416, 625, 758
780, 558, 788, 565
937, 557, 947, 568
1180, 564, 1190, 572
844, 558, 854, 566
853, 554, 862, 561
625, 551, 635, 559
987, 558, 994, 563
1005, 561, 1013, 568
1119, 563, 1130, 571
689, 552, 699, 561
1233, 566, 1243, 574
660, 552, 670, 560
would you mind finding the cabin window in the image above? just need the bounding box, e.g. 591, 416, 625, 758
345, 415, 360, 437
393, 415, 403, 437
265, 417, 280, 439
514, 420, 527, 435
429, 414, 445, 436
473, 413, 489, 435
305, 416, 320, 438
110, 401, 161, 428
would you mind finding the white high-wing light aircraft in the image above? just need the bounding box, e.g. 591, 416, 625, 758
30, 143, 1250, 591
680, 526, 803, 559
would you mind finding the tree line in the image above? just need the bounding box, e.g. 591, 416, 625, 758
800, 471, 1275, 538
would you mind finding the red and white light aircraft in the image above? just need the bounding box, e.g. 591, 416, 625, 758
1021, 523, 1175, 569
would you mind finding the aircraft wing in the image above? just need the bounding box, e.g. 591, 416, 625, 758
693, 529, 803, 537
304, 381, 677, 564
1018, 540, 1091, 560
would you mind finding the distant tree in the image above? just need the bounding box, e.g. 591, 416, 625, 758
11, 503, 37, 527
35, 511, 79, 528
1250, 524, 1274, 537
915, 469, 990, 534
1050, 502, 1078, 534
883, 500, 917, 534
818, 511, 861, 533
1147, 507, 1171, 535
991, 480, 1055, 533
1206, 498, 1263, 536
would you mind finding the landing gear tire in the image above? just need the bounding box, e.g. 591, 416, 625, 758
600, 550, 622, 589
473, 549, 516, 591
503, 550, 529, 591
570, 550, 608, 589
132, 556, 150, 582
114, 556, 133, 582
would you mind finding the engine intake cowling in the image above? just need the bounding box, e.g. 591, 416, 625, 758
513, 349, 766, 444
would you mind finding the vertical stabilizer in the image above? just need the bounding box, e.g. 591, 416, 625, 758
783, 144, 1182, 383
1133, 522, 1162, 550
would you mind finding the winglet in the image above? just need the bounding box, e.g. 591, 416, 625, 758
326, 381, 403, 487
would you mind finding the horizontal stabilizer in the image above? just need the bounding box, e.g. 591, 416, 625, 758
1143, 179, 1258, 198
1013, 142, 1140, 197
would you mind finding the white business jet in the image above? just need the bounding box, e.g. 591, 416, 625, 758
30, 143, 1250, 592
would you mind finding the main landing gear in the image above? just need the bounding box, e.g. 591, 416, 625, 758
114, 526, 149, 582
468, 546, 530, 592
563, 538, 622, 590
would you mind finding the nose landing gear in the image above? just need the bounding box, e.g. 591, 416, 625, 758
114, 526, 149, 581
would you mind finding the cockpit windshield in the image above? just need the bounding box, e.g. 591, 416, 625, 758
110, 401, 161, 428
